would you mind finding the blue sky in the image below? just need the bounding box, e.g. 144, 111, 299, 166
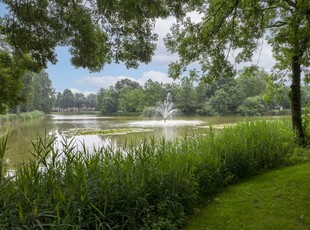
1, 3, 275, 95
45, 45, 176, 95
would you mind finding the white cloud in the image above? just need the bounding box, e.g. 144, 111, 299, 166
138, 71, 180, 85
155, 17, 176, 40
153, 12, 203, 66
233, 42, 275, 72
153, 12, 276, 73
76, 71, 179, 91
75, 75, 134, 89
68, 88, 96, 96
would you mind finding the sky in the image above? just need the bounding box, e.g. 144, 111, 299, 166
0, 4, 275, 95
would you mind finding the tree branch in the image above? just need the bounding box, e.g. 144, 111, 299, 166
266, 20, 287, 28
282, 0, 296, 8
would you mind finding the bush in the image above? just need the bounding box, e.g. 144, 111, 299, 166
196, 103, 218, 116
0, 120, 295, 229
270, 109, 290, 116
141, 106, 156, 117
303, 102, 310, 143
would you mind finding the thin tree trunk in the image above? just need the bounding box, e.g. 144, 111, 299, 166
16, 105, 20, 115
290, 55, 305, 144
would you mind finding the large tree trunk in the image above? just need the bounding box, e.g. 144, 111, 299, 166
290, 55, 305, 144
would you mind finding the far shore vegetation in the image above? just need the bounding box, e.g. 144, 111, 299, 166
0, 110, 45, 125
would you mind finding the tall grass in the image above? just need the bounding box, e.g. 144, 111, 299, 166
0, 120, 296, 229
0, 111, 44, 124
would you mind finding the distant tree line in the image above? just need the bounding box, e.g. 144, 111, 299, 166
55, 90, 97, 112
9, 67, 309, 116
8, 71, 97, 114
96, 67, 309, 116
9, 71, 55, 114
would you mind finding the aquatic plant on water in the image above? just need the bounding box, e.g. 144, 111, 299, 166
65, 128, 153, 136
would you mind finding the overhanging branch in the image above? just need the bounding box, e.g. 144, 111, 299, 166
266, 20, 287, 28
282, 0, 296, 8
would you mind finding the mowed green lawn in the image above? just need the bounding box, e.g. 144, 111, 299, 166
184, 162, 310, 230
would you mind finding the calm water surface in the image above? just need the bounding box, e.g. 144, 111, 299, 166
1, 114, 287, 164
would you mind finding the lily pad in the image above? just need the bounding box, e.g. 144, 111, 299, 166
65, 128, 153, 136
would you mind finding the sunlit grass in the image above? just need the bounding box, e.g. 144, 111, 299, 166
184, 160, 310, 230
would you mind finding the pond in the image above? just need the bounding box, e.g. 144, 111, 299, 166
1, 114, 287, 164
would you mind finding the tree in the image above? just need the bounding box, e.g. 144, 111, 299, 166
264, 82, 291, 110
166, 0, 310, 143
115, 78, 141, 91
0, 1, 171, 71
144, 79, 166, 107
74, 93, 86, 111
97, 88, 118, 114
55, 92, 62, 110
209, 89, 231, 115
119, 88, 145, 113
61, 89, 75, 110
237, 96, 267, 116
0, 0, 173, 114
236, 67, 267, 98
32, 71, 55, 113
0, 50, 29, 113
86, 94, 97, 110
301, 85, 310, 107
20, 72, 35, 112
176, 77, 196, 114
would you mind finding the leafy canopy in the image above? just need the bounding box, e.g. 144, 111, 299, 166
166, 0, 310, 81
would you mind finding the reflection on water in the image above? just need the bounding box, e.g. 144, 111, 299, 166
1, 114, 288, 164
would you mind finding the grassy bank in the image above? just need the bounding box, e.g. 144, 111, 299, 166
184, 160, 310, 229
0, 120, 302, 229
0, 111, 45, 124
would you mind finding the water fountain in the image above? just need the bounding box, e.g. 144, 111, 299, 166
155, 93, 178, 122
127, 92, 203, 128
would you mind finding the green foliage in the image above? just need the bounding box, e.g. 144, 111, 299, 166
94, 72, 303, 116
237, 96, 266, 116
61, 89, 75, 110
141, 106, 156, 117
236, 67, 267, 98
32, 71, 55, 113
176, 77, 197, 115
165, 0, 310, 142
0, 51, 27, 114
0, 135, 8, 180
209, 89, 231, 115
119, 88, 146, 113
1, 0, 167, 71
196, 103, 218, 116
303, 101, 310, 141
0, 120, 295, 229
0, 111, 44, 124
301, 85, 310, 107
65, 128, 152, 136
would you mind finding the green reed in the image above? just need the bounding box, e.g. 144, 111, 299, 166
0, 120, 298, 229
0, 111, 45, 124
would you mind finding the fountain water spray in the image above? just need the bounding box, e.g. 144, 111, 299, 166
155, 93, 178, 122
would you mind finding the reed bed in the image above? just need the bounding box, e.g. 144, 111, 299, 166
0, 120, 296, 229
0, 111, 45, 124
